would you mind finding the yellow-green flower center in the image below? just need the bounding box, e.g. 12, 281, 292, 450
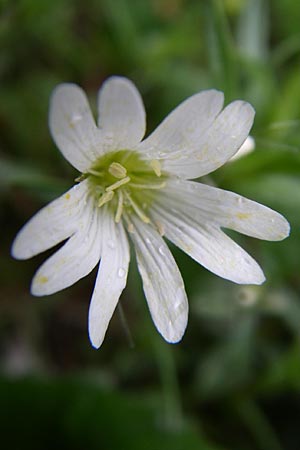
83, 150, 166, 224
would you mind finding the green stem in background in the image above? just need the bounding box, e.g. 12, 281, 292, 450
236, 397, 282, 450
204, 0, 238, 100
153, 338, 183, 432
117, 302, 135, 349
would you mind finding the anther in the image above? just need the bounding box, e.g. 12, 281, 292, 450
108, 162, 127, 179
74, 174, 87, 182
98, 190, 114, 207
106, 176, 130, 192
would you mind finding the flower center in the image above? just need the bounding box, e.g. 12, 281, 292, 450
82, 150, 166, 224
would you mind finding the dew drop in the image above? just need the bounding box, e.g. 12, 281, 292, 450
70, 114, 82, 125
158, 245, 165, 256
104, 132, 114, 143
108, 239, 116, 249
145, 238, 151, 245
118, 267, 126, 278
158, 151, 167, 158
174, 287, 184, 309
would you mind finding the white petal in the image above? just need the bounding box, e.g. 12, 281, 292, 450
88, 209, 130, 349
11, 180, 89, 260
230, 135, 255, 161
31, 196, 101, 296
139, 96, 254, 179
150, 203, 266, 285
138, 89, 224, 160
49, 84, 104, 172
97, 76, 146, 149
158, 179, 290, 241
128, 215, 188, 343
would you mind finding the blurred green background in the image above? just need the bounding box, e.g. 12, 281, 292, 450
1, 0, 300, 449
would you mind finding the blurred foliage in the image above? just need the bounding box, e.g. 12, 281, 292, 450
1, 0, 300, 449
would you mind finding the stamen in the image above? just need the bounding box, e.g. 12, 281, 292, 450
115, 191, 124, 223
98, 190, 114, 207
106, 176, 131, 192
108, 162, 127, 179
130, 181, 166, 190
150, 160, 162, 177
88, 169, 104, 177
125, 192, 150, 223
75, 174, 87, 182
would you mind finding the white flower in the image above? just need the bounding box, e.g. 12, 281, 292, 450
11, 77, 290, 348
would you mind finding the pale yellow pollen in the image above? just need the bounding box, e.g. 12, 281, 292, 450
150, 159, 161, 177
106, 176, 131, 192
98, 190, 114, 207
108, 162, 127, 179
236, 212, 251, 220
65, 193, 71, 200
36, 275, 49, 284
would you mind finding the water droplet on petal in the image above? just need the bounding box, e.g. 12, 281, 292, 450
158, 245, 165, 256
118, 267, 126, 278
108, 239, 116, 249
70, 114, 82, 125
145, 238, 151, 245
158, 151, 167, 158
174, 286, 184, 309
